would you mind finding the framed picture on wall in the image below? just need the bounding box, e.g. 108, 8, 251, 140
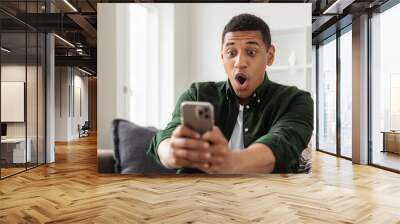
1, 81, 25, 122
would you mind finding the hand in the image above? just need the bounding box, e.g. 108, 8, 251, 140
200, 126, 239, 174
158, 125, 212, 170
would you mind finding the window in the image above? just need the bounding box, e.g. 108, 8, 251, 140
370, 3, 400, 171
126, 4, 175, 129
317, 37, 337, 154
0, 1, 46, 179
339, 28, 352, 158
128, 5, 160, 128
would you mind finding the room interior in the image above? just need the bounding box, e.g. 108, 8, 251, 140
1, 0, 400, 223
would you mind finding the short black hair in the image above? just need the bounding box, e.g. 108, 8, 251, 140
222, 13, 271, 48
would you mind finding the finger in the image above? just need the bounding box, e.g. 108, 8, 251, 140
173, 148, 212, 162
170, 138, 210, 151
206, 145, 229, 156
174, 158, 210, 170
201, 126, 226, 144
207, 155, 225, 165
172, 125, 201, 139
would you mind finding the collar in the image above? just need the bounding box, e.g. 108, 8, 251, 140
225, 72, 270, 103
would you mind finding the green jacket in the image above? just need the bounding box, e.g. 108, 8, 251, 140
147, 74, 314, 173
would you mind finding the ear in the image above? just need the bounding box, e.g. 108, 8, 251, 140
266, 44, 275, 66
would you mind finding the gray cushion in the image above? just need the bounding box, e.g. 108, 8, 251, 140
112, 119, 176, 174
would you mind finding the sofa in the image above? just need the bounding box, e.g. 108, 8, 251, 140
97, 119, 311, 174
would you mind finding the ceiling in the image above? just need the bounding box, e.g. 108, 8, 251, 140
0, 0, 394, 75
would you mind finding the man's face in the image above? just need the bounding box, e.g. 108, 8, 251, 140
221, 30, 275, 101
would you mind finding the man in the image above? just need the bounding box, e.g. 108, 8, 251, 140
147, 13, 313, 174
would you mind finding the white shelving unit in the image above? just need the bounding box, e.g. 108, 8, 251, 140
267, 26, 312, 92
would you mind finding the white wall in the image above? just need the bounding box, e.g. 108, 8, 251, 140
55, 67, 69, 141
73, 74, 89, 137
174, 4, 191, 103
54, 67, 89, 141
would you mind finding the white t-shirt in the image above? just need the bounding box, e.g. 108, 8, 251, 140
228, 105, 244, 151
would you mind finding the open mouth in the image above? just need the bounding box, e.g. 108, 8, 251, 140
235, 73, 248, 87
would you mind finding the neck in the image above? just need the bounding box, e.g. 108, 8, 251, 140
239, 98, 249, 105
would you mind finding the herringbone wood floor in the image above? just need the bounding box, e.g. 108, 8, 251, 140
1, 134, 400, 223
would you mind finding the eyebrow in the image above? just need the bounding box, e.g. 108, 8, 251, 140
246, 41, 261, 46
224, 41, 261, 47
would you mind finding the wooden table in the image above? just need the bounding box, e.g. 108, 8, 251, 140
382, 131, 400, 154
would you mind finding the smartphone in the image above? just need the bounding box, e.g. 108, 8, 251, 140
181, 101, 214, 135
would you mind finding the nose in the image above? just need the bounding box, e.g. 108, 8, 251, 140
234, 51, 248, 70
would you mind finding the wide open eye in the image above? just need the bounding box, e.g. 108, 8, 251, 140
248, 49, 257, 56
226, 49, 236, 58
